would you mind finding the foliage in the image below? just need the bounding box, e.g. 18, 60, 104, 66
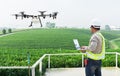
114, 39, 120, 48
101, 30, 120, 40
0, 69, 30, 76
0, 29, 120, 76
0, 29, 90, 50
0, 49, 78, 66
2, 29, 6, 34
0, 49, 120, 76
105, 25, 111, 31
46, 22, 56, 28
8, 28, 12, 33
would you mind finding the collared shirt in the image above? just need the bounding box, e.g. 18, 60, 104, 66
87, 31, 102, 54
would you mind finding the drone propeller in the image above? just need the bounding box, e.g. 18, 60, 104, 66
34, 16, 38, 19
19, 11, 25, 19
52, 16, 55, 19
38, 11, 46, 16
52, 12, 58, 19
19, 11, 25, 15
27, 15, 29, 18
23, 14, 27, 18
49, 14, 52, 17
12, 14, 20, 19
43, 16, 46, 19
15, 14, 18, 19
52, 12, 58, 16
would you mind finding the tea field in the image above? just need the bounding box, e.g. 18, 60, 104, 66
0, 29, 91, 49
0, 28, 120, 76
0, 28, 120, 66
114, 38, 120, 48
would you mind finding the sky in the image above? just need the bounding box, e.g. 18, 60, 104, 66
0, 0, 120, 28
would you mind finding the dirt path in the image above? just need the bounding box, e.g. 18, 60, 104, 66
109, 38, 120, 49
0, 33, 14, 37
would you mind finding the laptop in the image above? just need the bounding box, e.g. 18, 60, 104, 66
73, 39, 81, 50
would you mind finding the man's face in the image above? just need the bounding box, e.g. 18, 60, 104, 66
90, 27, 95, 34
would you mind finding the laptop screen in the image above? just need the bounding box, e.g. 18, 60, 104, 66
73, 39, 81, 50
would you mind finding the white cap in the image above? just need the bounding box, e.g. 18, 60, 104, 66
90, 18, 101, 28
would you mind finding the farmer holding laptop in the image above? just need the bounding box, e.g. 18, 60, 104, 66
80, 19, 105, 76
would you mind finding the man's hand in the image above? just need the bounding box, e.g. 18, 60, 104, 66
81, 46, 87, 49
80, 49, 86, 53
80, 46, 88, 53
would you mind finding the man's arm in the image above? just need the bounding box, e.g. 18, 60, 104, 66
87, 38, 98, 52
81, 36, 98, 53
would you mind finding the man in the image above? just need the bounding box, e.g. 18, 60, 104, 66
81, 25, 105, 76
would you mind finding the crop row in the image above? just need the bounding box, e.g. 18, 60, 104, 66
0, 49, 119, 66
0, 48, 120, 76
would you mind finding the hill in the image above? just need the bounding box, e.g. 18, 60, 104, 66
0, 28, 120, 50
0, 29, 91, 50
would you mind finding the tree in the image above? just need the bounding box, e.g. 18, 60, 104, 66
8, 28, 12, 33
105, 25, 111, 31
2, 29, 6, 34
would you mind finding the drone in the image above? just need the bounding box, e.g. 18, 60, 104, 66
12, 11, 58, 27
